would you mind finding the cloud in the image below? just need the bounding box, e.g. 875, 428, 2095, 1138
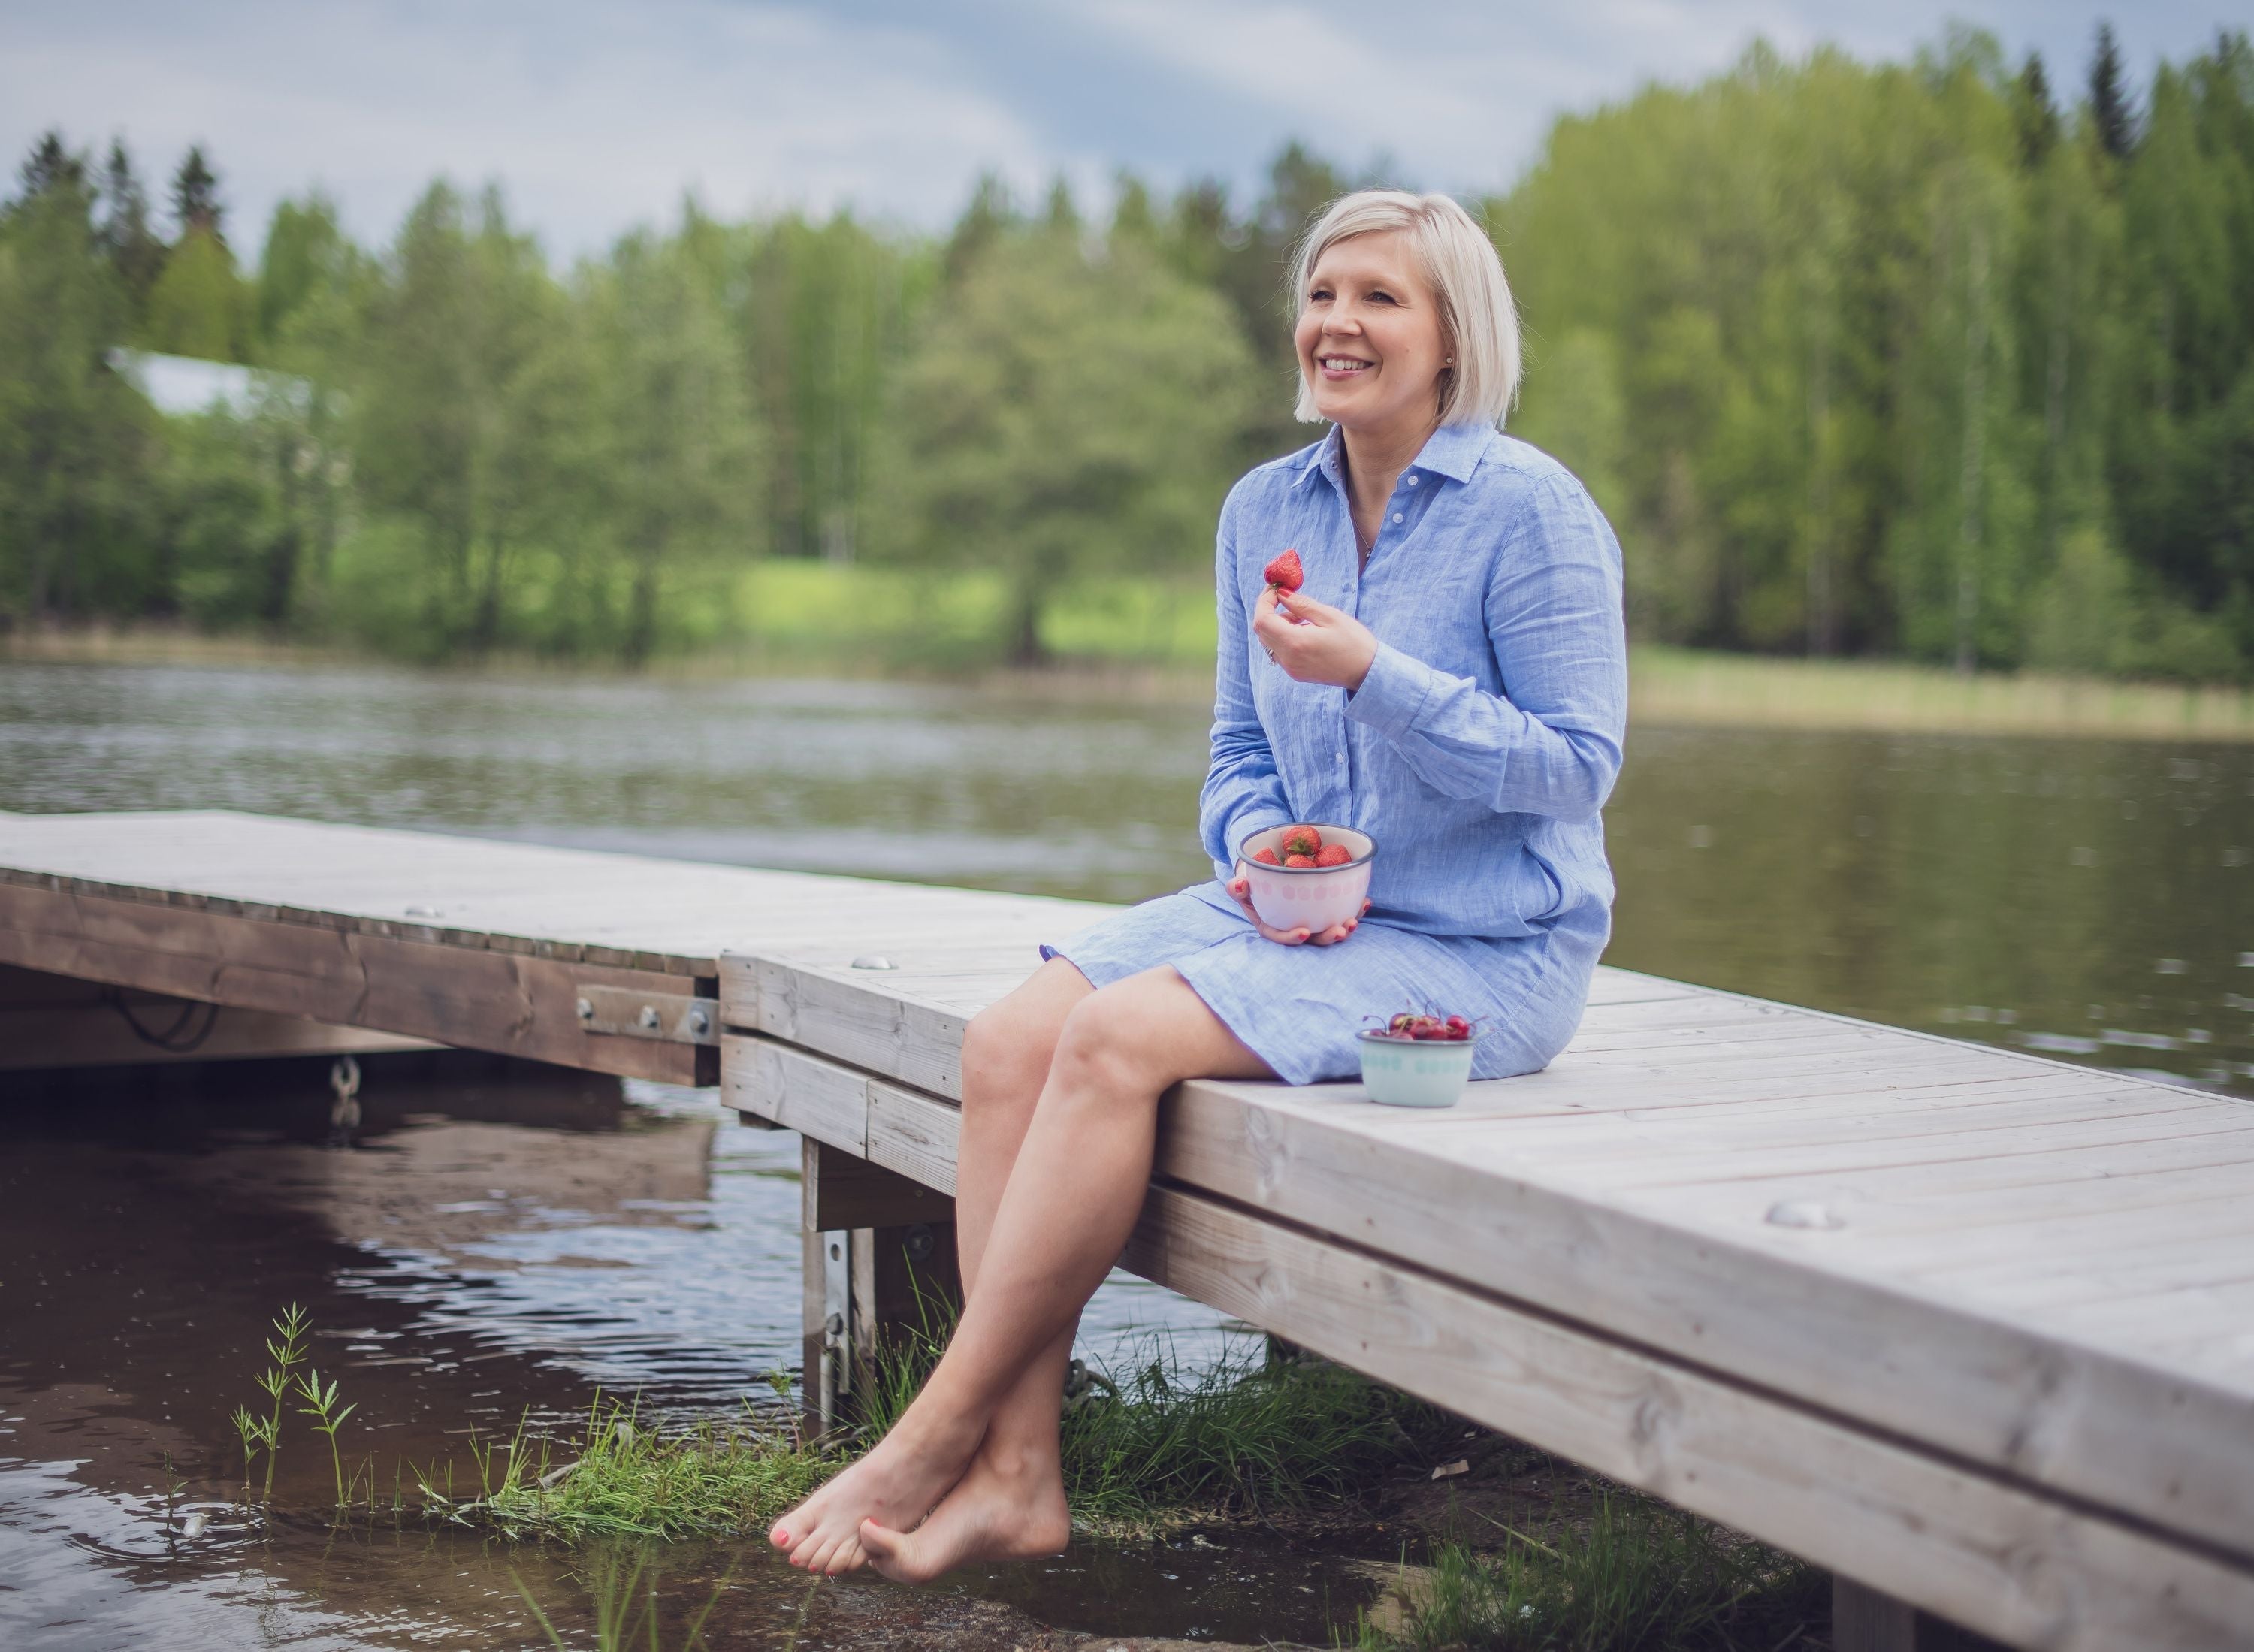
1, 0, 1054, 255
1, 0, 2237, 258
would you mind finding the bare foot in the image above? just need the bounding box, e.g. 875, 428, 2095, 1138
857, 1445, 1071, 1584
769, 1418, 981, 1575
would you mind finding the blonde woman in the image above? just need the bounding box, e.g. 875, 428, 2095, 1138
771, 190, 1627, 1581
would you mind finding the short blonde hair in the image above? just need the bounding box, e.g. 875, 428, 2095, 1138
1289, 190, 1520, 429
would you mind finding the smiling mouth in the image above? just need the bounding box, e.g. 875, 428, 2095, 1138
1319, 355, 1373, 373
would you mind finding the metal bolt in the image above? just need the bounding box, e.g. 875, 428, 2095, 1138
576, 997, 594, 1020
687, 1007, 710, 1034
637, 1004, 660, 1029
905, 1223, 935, 1264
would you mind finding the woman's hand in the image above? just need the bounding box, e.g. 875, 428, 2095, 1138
1253, 587, 1379, 690
1226, 871, 1370, 946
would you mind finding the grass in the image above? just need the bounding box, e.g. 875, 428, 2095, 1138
1628, 643, 2254, 741
219, 1303, 1826, 1648
1353, 1491, 1826, 1652
14, 575, 2253, 741
863, 1318, 1452, 1531
428, 1394, 835, 1543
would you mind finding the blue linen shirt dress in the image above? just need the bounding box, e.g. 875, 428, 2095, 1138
1044, 421, 1627, 1086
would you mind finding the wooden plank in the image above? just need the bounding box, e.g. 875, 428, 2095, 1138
866, 1079, 963, 1197
1123, 1186, 2254, 1650
1151, 1073, 2254, 1561
802, 1139, 955, 1231
721, 1031, 869, 1151
0, 881, 702, 1083
0, 996, 439, 1070
718, 1035, 2250, 1645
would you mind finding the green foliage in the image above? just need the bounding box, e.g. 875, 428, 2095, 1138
437, 1397, 834, 1542
144, 228, 251, 361
1355, 1494, 1824, 1652
0, 169, 163, 621
1495, 28, 2254, 678
7, 29, 2252, 681
872, 225, 1255, 662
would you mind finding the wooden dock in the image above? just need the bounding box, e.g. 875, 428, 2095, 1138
4, 809, 2252, 1650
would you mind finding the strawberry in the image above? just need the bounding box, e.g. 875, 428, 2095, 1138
1262, 549, 1304, 593
1280, 824, 1322, 858
1251, 846, 1281, 865
1314, 842, 1351, 868
1284, 852, 1316, 868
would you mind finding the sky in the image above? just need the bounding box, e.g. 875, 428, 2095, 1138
2, 0, 2246, 260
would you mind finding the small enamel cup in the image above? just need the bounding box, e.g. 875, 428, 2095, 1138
1356, 1029, 1479, 1107
1235, 824, 1376, 934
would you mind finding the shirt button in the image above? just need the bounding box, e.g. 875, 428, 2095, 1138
1391, 512, 1404, 524
1406, 475, 1420, 486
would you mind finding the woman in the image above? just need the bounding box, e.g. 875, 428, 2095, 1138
770, 190, 1627, 1582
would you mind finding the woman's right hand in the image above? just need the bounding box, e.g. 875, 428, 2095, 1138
1227, 869, 1367, 947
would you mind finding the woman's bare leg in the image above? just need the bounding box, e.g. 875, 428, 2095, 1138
854, 966, 1271, 1582
768, 959, 1090, 1575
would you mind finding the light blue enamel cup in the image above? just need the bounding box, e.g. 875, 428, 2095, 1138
1356, 1030, 1479, 1107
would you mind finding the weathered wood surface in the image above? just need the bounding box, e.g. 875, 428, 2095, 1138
0, 962, 440, 1069
0, 810, 1100, 1084
8, 808, 2254, 1647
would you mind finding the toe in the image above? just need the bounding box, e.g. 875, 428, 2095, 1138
824, 1536, 865, 1576
798, 1531, 840, 1575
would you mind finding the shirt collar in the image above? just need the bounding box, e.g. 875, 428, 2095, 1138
1292, 421, 1493, 489
1412, 421, 1495, 483
1292, 425, 1345, 490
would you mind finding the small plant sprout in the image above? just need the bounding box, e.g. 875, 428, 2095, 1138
294, 1367, 358, 1509
230, 1404, 269, 1501
252, 1303, 310, 1503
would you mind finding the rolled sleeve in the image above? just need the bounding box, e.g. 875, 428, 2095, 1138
1344, 641, 1434, 740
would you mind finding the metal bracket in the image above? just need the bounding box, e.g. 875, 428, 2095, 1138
573, 984, 718, 1046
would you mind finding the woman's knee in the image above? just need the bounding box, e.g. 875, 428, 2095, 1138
1050, 984, 1169, 1095
962, 983, 1073, 1109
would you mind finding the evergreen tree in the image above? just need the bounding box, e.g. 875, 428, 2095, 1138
171, 145, 222, 239
97, 139, 165, 321
15, 131, 86, 203
2014, 54, 2060, 168
2089, 24, 2138, 159
944, 172, 1012, 284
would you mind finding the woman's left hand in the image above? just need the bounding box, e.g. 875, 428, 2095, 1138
1254, 587, 1379, 690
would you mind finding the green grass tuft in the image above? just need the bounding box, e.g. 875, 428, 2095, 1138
1353, 1491, 1826, 1652
428, 1397, 836, 1543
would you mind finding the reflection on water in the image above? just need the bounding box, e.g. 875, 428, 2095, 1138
2, 659, 2250, 1647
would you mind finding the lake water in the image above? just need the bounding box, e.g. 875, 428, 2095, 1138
2, 658, 2249, 1648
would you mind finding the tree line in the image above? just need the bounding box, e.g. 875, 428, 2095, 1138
1, 24, 2248, 677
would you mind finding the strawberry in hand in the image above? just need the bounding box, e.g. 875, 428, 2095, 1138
1262, 549, 1304, 594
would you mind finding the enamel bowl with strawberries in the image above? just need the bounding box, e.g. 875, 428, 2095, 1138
1357, 1012, 1480, 1107
1237, 822, 1375, 934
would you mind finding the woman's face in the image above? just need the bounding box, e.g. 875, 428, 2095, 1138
1294, 231, 1449, 436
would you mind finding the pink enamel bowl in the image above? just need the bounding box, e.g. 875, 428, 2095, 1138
1236, 823, 1376, 933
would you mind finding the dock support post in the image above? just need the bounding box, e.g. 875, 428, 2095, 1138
799, 1138, 961, 1436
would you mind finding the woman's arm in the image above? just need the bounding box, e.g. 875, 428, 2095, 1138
1260, 474, 1626, 823
1198, 498, 1296, 868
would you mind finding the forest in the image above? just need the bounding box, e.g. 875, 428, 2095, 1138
2, 26, 2249, 678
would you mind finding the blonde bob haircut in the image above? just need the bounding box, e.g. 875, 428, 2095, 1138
1289, 190, 1521, 430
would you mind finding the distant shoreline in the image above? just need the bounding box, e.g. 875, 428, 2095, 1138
5, 624, 2251, 744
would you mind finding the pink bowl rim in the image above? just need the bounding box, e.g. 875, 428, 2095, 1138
1241, 823, 1379, 874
